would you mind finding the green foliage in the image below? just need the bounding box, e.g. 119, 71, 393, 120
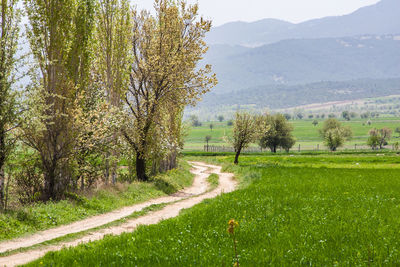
13, 154, 43, 204
22, 0, 98, 200
368, 127, 392, 149
121, 0, 216, 180
28, 154, 400, 266
320, 119, 352, 151
207, 173, 219, 190
259, 114, 296, 153
342, 111, 350, 121
229, 112, 260, 164
0, 0, 22, 209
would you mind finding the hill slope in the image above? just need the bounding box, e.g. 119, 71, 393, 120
186, 78, 400, 118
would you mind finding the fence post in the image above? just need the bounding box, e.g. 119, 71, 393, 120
317, 144, 319, 151
355, 144, 357, 150
298, 144, 300, 152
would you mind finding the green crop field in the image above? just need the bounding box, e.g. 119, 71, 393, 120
28, 153, 400, 266
185, 117, 400, 151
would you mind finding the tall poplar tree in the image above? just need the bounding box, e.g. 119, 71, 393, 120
22, 0, 95, 200
95, 0, 131, 184
0, 0, 20, 208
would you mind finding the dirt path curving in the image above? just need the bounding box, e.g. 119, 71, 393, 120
0, 162, 237, 267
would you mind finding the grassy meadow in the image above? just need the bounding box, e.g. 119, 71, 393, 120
185, 117, 400, 151
27, 152, 400, 266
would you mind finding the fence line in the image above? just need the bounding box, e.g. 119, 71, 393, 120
203, 144, 399, 153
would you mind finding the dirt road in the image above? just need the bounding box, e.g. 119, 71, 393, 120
0, 162, 236, 266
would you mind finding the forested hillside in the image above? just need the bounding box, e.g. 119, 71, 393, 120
204, 35, 400, 94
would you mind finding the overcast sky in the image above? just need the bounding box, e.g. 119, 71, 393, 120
133, 0, 381, 26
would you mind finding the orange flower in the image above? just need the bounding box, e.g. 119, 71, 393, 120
227, 219, 239, 235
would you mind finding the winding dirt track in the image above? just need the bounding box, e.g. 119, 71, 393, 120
0, 162, 236, 267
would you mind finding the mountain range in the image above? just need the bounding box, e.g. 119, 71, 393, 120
204, 35, 400, 94
192, 0, 400, 116
206, 0, 400, 47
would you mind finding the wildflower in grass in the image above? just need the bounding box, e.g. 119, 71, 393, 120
227, 219, 240, 267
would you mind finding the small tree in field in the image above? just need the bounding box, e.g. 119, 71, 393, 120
228, 112, 260, 164
217, 115, 224, 122
312, 120, 318, 126
328, 113, 336, 118
368, 128, 392, 149
395, 127, 400, 137
320, 118, 352, 151
342, 111, 351, 121
205, 135, 211, 146
190, 115, 202, 127
283, 113, 291, 120
209, 123, 214, 131
259, 114, 295, 153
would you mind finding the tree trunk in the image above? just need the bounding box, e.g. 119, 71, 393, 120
80, 175, 84, 191
136, 153, 148, 181
273, 146, 277, 153
111, 169, 117, 185
104, 156, 110, 185
0, 131, 5, 209
43, 165, 56, 201
234, 148, 242, 165
0, 168, 4, 210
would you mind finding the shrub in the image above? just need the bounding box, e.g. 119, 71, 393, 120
14, 156, 44, 204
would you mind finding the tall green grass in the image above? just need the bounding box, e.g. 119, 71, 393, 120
27, 154, 400, 266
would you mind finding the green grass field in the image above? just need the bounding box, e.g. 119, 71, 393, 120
185, 117, 400, 151
27, 153, 400, 266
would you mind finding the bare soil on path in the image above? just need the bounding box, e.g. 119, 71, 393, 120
0, 162, 236, 266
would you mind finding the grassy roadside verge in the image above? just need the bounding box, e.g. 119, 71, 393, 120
26, 153, 400, 266
0, 160, 194, 241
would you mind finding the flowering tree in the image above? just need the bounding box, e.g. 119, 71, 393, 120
122, 0, 216, 181
229, 112, 261, 164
